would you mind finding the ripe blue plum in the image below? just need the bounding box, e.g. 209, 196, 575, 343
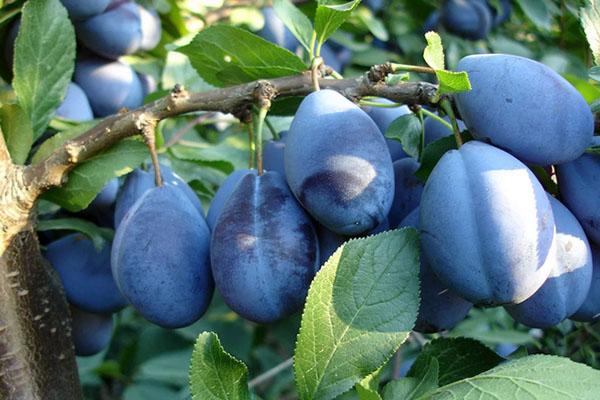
420, 141, 556, 305
211, 171, 318, 323
423, 11, 441, 32
206, 169, 256, 230
80, 178, 119, 228
60, 0, 110, 20
56, 82, 94, 122
440, 0, 493, 40
364, 98, 411, 160
70, 306, 113, 357
114, 169, 154, 226
316, 224, 346, 267
138, 6, 161, 51
572, 247, 600, 322
505, 195, 593, 328
320, 43, 344, 73
112, 185, 213, 328
455, 54, 594, 165
490, 0, 512, 25
285, 90, 394, 235
400, 208, 473, 332
139, 73, 158, 97
76, 2, 142, 59
259, 7, 299, 52
74, 57, 144, 117
556, 137, 600, 246
388, 158, 423, 229
114, 165, 202, 227
263, 137, 285, 176
46, 234, 127, 314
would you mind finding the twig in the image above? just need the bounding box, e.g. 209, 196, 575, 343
24, 69, 438, 192
248, 357, 294, 388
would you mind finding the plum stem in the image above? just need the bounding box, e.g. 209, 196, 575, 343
247, 122, 255, 169
421, 108, 453, 132
255, 106, 269, 176
440, 99, 463, 148
309, 31, 317, 59
417, 108, 425, 162
390, 63, 436, 75
310, 57, 323, 91
248, 357, 294, 388
141, 119, 163, 186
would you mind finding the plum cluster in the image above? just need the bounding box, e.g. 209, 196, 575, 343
424, 0, 512, 40
40, 43, 600, 354
4, 0, 161, 122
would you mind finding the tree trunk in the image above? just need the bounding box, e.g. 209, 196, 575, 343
0, 160, 83, 400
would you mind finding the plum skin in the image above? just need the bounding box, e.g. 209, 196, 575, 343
112, 185, 213, 328
206, 169, 255, 231
210, 171, 318, 323
45, 234, 127, 314
556, 137, 600, 247
505, 195, 593, 328
419, 141, 556, 306
285, 90, 394, 236
399, 208, 472, 333
388, 158, 423, 229
70, 306, 113, 357
456, 54, 593, 165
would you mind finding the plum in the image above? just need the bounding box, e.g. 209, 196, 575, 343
138, 6, 161, 51
206, 169, 256, 231
74, 57, 144, 117
400, 208, 473, 332
79, 178, 119, 228
210, 171, 318, 323
572, 246, 600, 322
60, 0, 110, 21
285, 90, 394, 235
112, 185, 213, 328
70, 306, 113, 357
114, 165, 202, 227
46, 234, 127, 314
364, 98, 411, 161
419, 141, 556, 305
259, 7, 299, 52
76, 2, 142, 59
505, 195, 593, 328
139, 73, 158, 98
556, 137, 600, 246
263, 138, 286, 176
423, 11, 441, 32
388, 158, 423, 228
440, 0, 493, 40
455, 54, 594, 165
56, 82, 94, 122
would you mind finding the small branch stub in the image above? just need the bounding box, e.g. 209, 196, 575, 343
138, 115, 162, 186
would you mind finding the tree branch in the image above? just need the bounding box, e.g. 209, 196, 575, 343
24, 67, 438, 191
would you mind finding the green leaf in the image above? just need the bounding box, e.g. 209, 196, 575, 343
36, 218, 113, 251
422, 355, 600, 399
294, 229, 421, 400
189, 332, 250, 400
355, 7, 388, 42
386, 73, 410, 85
423, 32, 444, 71
414, 135, 460, 182
385, 357, 439, 400
44, 138, 148, 212
385, 113, 422, 160
13, 0, 76, 139
382, 378, 420, 400
435, 70, 471, 95
178, 25, 306, 87
356, 370, 383, 400
0, 103, 33, 164
273, 0, 313, 52
587, 144, 600, 155
123, 382, 180, 400
408, 338, 503, 387
564, 73, 600, 103
314, 0, 361, 47
31, 121, 97, 164
137, 349, 192, 387
169, 144, 235, 175
515, 0, 559, 32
